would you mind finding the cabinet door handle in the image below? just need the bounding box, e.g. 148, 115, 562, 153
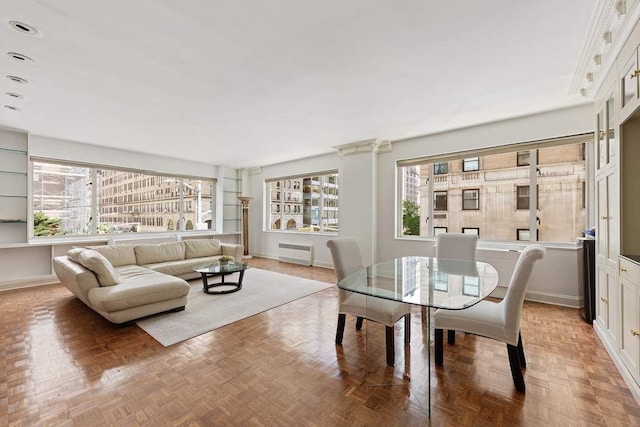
600, 297, 608, 303
632, 330, 640, 337
620, 267, 628, 273
632, 70, 640, 79
600, 215, 608, 220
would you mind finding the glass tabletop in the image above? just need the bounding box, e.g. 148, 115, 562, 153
337, 256, 499, 309
194, 261, 251, 274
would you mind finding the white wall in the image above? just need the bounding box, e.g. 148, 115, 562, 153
30, 135, 218, 178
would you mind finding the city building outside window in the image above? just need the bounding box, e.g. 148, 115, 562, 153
32, 160, 215, 237
398, 136, 589, 243
266, 171, 338, 233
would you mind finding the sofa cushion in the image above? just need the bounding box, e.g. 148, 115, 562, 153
86, 244, 137, 267
135, 241, 186, 265
67, 247, 84, 263
88, 265, 190, 312
146, 256, 227, 277
77, 249, 120, 287
184, 239, 222, 259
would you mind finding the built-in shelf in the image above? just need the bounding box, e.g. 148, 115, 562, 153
0, 219, 26, 223
0, 147, 26, 154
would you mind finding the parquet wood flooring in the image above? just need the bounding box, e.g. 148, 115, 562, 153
1, 257, 638, 425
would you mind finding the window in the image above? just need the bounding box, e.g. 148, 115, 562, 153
463, 276, 480, 297
398, 136, 588, 243
433, 227, 447, 235
517, 150, 540, 167
462, 189, 479, 210
434, 191, 448, 210
517, 229, 530, 241
266, 171, 338, 233
434, 162, 448, 175
462, 227, 479, 236
462, 157, 479, 172
32, 161, 215, 237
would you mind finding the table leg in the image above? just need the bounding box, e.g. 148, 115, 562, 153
427, 306, 431, 417
201, 273, 209, 292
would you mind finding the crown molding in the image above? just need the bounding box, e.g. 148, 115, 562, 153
333, 138, 392, 157
570, 0, 640, 97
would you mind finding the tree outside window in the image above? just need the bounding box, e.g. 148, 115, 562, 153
402, 200, 420, 235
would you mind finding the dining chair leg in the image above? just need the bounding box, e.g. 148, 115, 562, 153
435, 328, 444, 366
447, 329, 456, 345
336, 314, 346, 345
507, 343, 526, 392
517, 332, 526, 368
355, 317, 364, 330
404, 314, 411, 345
385, 326, 395, 366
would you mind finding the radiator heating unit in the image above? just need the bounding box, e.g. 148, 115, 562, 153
278, 242, 312, 266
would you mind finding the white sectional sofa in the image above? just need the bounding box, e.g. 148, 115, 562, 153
53, 239, 244, 324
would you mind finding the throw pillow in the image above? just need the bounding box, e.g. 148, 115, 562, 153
67, 247, 85, 263
78, 249, 120, 287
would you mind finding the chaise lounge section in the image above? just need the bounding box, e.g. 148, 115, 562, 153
53, 239, 244, 324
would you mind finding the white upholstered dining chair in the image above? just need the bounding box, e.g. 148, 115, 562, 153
433, 244, 545, 392
326, 237, 411, 366
423, 232, 479, 329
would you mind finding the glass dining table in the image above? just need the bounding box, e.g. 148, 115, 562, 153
337, 256, 499, 416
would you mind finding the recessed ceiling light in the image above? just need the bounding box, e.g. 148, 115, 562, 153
7, 52, 34, 63
9, 21, 40, 36
4, 105, 21, 111
6, 75, 28, 84
5, 92, 23, 99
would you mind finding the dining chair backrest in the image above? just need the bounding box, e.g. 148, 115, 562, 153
436, 232, 478, 261
502, 244, 546, 345
326, 237, 365, 282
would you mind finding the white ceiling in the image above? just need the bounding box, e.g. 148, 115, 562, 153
1, 1, 596, 169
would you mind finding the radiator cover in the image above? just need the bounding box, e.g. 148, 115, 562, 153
278, 242, 312, 266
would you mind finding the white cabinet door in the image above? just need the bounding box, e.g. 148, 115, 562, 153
619, 257, 640, 382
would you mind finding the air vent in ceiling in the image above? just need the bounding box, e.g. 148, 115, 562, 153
7, 76, 28, 84
7, 52, 34, 63
4, 105, 21, 111
9, 21, 40, 36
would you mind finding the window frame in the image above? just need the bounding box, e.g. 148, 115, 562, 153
396, 133, 592, 243
462, 227, 479, 236
434, 162, 448, 175
462, 189, 480, 210
31, 159, 216, 238
462, 157, 479, 172
433, 190, 448, 211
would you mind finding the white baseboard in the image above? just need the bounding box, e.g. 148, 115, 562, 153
594, 321, 640, 405
252, 252, 333, 270
0, 274, 59, 292
490, 286, 581, 308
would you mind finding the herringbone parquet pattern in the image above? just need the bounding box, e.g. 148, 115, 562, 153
0, 257, 638, 425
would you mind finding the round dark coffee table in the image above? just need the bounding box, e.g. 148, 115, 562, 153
193, 262, 251, 294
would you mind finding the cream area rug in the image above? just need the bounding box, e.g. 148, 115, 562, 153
136, 268, 334, 347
